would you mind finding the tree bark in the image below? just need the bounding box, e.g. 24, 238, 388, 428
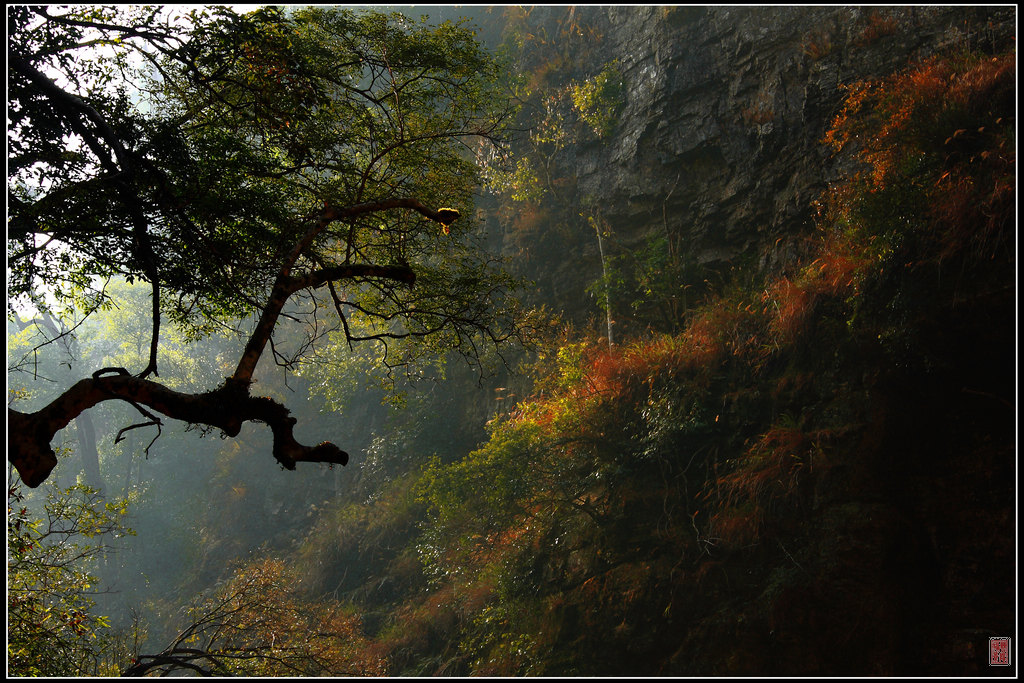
8, 373, 349, 488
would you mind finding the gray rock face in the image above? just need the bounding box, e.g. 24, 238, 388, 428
491, 5, 1015, 322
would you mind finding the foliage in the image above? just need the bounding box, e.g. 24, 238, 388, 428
7, 480, 135, 676
408, 326, 733, 673
802, 30, 834, 60
853, 11, 901, 47
481, 156, 546, 204
310, 46, 1016, 675
9, 4, 536, 490
824, 51, 1014, 265
482, 37, 637, 336
9, 8, 1013, 676
586, 229, 700, 333
75, 278, 242, 392
9, 6, 515, 330
126, 556, 384, 676
570, 60, 625, 139
486, 14, 698, 337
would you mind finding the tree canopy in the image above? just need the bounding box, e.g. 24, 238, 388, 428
8, 5, 527, 487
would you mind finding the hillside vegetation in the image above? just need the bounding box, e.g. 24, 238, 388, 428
8, 7, 1014, 676
281, 49, 1016, 675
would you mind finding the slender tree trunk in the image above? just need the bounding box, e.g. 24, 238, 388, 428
593, 217, 614, 348
75, 412, 105, 495
662, 173, 684, 327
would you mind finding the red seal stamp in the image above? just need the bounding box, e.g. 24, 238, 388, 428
989, 637, 1010, 666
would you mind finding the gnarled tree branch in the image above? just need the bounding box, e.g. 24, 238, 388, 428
9, 205, 457, 488
8, 374, 348, 488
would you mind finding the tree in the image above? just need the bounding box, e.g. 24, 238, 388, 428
8, 6, 527, 487
121, 556, 385, 676
7, 479, 135, 676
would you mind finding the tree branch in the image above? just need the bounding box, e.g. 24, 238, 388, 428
9, 48, 164, 379
8, 375, 348, 488
231, 263, 415, 385
285, 198, 459, 276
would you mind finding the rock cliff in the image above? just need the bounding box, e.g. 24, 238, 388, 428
486, 6, 1015, 325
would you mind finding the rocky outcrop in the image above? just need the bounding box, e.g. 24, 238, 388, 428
491, 6, 1015, 320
